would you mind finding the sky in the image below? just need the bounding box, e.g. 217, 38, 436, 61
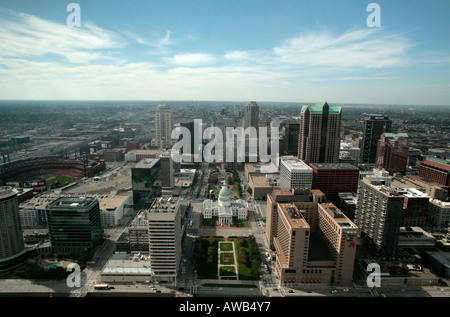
0, 0, 449, 105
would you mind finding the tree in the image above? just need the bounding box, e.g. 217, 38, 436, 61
207, 246, 215, 264
239, 247, 248, 265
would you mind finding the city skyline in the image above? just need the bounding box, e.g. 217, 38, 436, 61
0, 1, 449, 105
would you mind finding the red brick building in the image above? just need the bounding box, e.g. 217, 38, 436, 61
418, 157, 450, 186
401, 188, 430, 227
309, 163, 360, 205
375, 132, 409, 175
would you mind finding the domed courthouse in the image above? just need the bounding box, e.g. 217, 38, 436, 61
202, 185, 248, 226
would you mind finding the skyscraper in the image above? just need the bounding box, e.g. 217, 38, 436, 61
354, 173, 404, 259
0, 187, 24, 260
243, 101, 260, 162
148, 196, 182, 283
360, 115, 392, 164
46, 196, 103, 255
244, 101, 260, 133
159, 152, 174, 189
179, 121, 195, 155
298, 102, 342, 164
155, 104, 174, 149
281, 122, 300, 156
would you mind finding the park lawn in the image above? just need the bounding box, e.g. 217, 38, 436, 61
219, 266, 236, 279
233, 218, 250, 228
202, 216, 219, 227
230, 186, 241, 199
219, 242, 233, 251
28, 174, 75, 186
220, 252, 235, 265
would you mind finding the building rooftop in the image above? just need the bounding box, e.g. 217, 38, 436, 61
0, 186, 18, 201
101, 253, 152, 276
148, 196, 180, 217
134, 158, 159, 169
320, 202, 357, 229
421, 156, 450, 171
47, 196, 97, 209
278, 203, 309, 229
23, 193, 129, 212
281, 157, 312, 172
301, 102, 342, 115
309, 162, 358, 170
128, 149, 163, 155
397, 188, 430, 199
245, 162, 279, 174
250, 174, 279, 188
384, 133, 409, 138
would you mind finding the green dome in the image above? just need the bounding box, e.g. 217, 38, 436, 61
219, 186, 231, 197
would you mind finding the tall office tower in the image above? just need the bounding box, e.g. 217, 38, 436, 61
155, 104, 174, 149
180, 121, 195, 155
279, 156, 313, 191
131, 158, 162, 206
244, 101, 260, 133
148, 196, 182, 284
360, 115, 392, 164
281, 122, 300, 156
375, 132, 409, 175
298, 102, 342, 164
243, 101, 260, 162
0, 187, 25, 261
354, 174, 404, 259
309, 163, 360, 205
159, 153, 174, 189
46, 196, 103, 255
266, 189, 359, 286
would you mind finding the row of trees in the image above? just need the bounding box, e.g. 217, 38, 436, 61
235, 235, 261, 280
193, 236, 218, 279
196, 170, 205, 198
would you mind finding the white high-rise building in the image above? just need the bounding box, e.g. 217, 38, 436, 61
155, 104, 173, 149
148, 196, 182, 283
279, 156, 313, 191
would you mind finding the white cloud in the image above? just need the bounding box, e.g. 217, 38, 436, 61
0, 8, 125, 64
224, 50, 252, 61
273, 28, 413, 69
125, 30, 172, 48
166, 53, 216, 66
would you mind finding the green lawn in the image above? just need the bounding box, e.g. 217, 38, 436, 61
194, 236, 261, 281
202, 216, 219, 227
220, 253, 235, 265
27, 174, 76, 186
220, 243, 233, 251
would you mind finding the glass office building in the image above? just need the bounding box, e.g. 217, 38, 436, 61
46, 196, 103, 255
